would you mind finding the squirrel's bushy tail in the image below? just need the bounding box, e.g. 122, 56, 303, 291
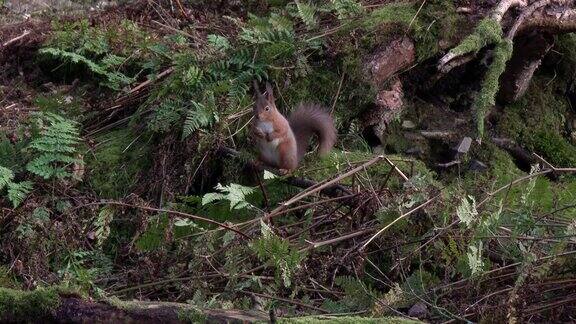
288, 103, 337, 161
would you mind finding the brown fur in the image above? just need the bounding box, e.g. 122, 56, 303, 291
252, 82, 337, 171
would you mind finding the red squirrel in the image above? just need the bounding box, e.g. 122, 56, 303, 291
251, 82, 337, 173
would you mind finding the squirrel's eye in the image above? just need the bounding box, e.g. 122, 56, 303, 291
265, 106, 270, 111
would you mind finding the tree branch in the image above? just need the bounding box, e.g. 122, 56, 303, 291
216, 146, 352, 198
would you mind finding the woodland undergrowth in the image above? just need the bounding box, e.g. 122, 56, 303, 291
0, 0, 575, 322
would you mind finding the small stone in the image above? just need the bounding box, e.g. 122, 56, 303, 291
402, 120, 416, 129
456, 137, 472, 154
408, 302, 429, 319
469, 159, 488, 172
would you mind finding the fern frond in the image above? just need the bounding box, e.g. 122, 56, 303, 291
6, 181, 33, 208
251, 220, 306, 287
295, 1, 317, 29
26, 113, 83, 180
182, 100, 219, 139
201, 183, 255, 210
331, 0, 364, 19
0, 166, 15, 190
207, 34, 231, 52
39, 48, 133, 90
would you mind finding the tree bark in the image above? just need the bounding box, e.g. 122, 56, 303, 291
42, 296, 267, 324
497, 32, 554, 103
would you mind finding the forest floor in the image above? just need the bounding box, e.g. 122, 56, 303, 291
1, 0, 576, 323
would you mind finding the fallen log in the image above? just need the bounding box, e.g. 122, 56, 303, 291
0, 287, 268, 324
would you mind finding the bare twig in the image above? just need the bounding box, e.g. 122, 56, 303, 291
127, 67, 174, 95
330, 72, 345, 114
361, 195, 439, 250
506, 0, 550, 39
2, 30, 31, 47
384, 157, 410, 182
173, 0, 190, 20
276, 155, 384, 209
305, 228, 375, 249
72, 201, 251, 239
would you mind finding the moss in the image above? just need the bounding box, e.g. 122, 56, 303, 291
275, 316, 423, 324
475, 39, 513, 138
448, 18, 502, 57
0, 287, 60, 321
555, 34, 576, 79
299, 151, 436, 190
107, 296, 208, 322
498, 77, 576, 167
34, 94, 84, 119
530, 130, 576, 166
87, 129, 152, 199
413, 0, 461, 61
361, 3, 417, 29
177, 307, 207, 323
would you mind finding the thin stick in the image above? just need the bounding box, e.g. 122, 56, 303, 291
127, 67, 174, 95
173, 0, 190, 20
73, 201, 251, 239
277, 155, 384, 209
305, 228, 375, 250
506, 0, 549, 40
330, 73, 345, 114
384, 157, 410, 182
361, 195, 438, 250
2, 30, 31, 47
268, 194, 357, 219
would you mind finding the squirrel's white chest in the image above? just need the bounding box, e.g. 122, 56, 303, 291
257, 137, 281, 165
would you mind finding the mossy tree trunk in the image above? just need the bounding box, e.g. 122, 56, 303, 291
0, 287, 268, 324
497, 33, 555, 103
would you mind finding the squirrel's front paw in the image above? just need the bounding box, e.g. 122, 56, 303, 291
252, 127, 266, 139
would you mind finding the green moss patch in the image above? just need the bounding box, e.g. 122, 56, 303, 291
0, 287, 60, 321
498, 77, 576, 167
276, 316, 423, 324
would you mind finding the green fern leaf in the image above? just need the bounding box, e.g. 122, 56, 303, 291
201, 183, 255, 210
331, 0, 364, 19
0, 166, 15, 190
182, 100, 218, 139
207, 34, 231, 52
295, 1, 317, 29
251, 220, 306, 287
26, 113, 82, 179
7, 181, 33, 208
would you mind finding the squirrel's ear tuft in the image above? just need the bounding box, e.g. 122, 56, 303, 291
265, 82, 274, 101
253, 80, 262, 98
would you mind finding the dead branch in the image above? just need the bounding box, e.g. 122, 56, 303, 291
278, 155, 384, 209
518, 7, 576, 34
127, 67, 174, 95
492, 0, 527, 22
72, 200, 252, 239
438, 0, 526, 72
477, 157, 576, 207
15, 293, 268, 323
1, 30, 31, 47
506, 0, 551, 39
217, 146, 352, 198
361, 195, 439, 250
